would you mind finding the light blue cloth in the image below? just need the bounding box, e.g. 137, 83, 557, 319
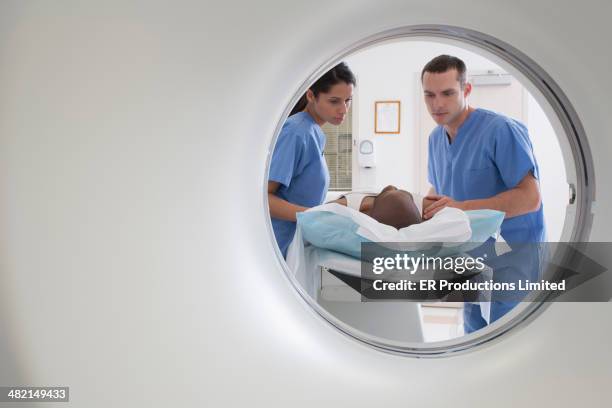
296, 209, 505, 259
297, 211, 364, 259
269, 111, 330, 257
427, 108, 546, 243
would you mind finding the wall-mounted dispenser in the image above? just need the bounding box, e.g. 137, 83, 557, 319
358, 139, 376, 168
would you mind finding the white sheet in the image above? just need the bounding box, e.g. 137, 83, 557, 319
286, 203, 494, 323
287, 204, 472, 297
308, 203, 471, 244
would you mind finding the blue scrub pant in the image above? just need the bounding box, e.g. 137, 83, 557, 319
463, 240, 545, 334
463, 301, 518, 334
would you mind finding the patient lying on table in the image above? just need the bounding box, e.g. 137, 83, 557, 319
331, 185, 433, 229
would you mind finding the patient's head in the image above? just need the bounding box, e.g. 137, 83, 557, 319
366, 185, 422, 229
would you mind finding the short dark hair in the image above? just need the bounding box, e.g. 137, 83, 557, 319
369, 190, 422, 229
290, 62, 356, 116
421, 55, 467, 88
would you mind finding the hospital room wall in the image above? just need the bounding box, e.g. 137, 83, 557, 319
343, 41, 567, 240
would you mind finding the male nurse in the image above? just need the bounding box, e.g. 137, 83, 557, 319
421, 55, 546, 333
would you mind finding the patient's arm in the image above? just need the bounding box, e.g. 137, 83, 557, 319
331, 186, 419, 216
329, 194, 375, 212
329, 196, 348, 206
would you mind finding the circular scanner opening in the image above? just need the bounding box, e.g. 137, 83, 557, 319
265, 25, 594, 357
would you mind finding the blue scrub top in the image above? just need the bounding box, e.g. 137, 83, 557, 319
269, 111, 330, 257
427, 108, 546, 243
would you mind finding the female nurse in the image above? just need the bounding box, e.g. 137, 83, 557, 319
268, 62, 356, 257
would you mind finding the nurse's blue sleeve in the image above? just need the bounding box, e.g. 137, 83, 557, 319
494, 120, 539, 189
269, 129, 304, 188
427, 133, 437, 192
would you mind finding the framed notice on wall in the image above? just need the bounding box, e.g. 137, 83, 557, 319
374, 100, 400, 134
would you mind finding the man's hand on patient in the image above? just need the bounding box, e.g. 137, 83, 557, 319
422, 194, 464, 219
